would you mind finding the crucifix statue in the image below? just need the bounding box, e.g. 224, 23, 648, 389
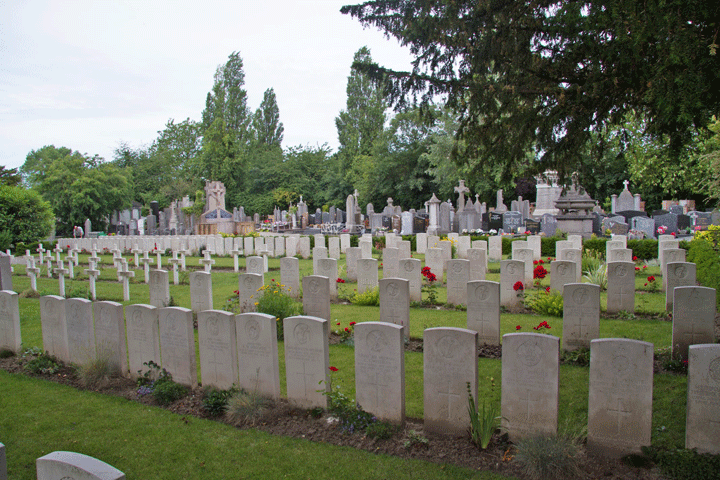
454, 180, 470, 211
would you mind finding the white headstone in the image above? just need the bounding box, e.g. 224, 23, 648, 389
672, 286, 717, 360
36, 451, 126, 480
40, 295, 69, 362
158, 306, 197, 386
0, 291, 21, 353
238, 273, 264, 313
302, 275, 331, 322
125, 304, 160, 379
65, 298, 95, 365
379, 278, 410, 338
93, 301, 128, 376
467, 281, 500, 346
283, 315, 329, 408
236, 312, 281, 398
355, 321, 405, 423
562, 283, 600, 351
685, 344, 720, 454
398, 258, 422, 303
198, 310, 238, 389
189, 271, 213, 313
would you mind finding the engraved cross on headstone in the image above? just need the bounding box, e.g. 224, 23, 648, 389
607, 397, 632, 433
438, 380, 463, 420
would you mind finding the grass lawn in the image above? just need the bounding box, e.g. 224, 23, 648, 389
2, 252, 691, 478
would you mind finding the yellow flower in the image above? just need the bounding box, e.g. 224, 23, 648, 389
250, 295, 254, 298
254, 302, 259, 306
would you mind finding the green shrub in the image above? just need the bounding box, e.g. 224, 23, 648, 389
687, 238, 720, 308
540, 237, 559, 258
627, 239, 659, 260
642, 446, 720, 480
225, 389, 272, 426
514, 434, 582, 480
582, 249, 604, 273
401, 234, 417, 253
365, 420, 396, 440
524, 289, 563, 317
242, 279, 302, 340
501, 237, 513, 255
152, 379, 188, 406
202, 387, 236, 417
582, 237, 607, 258
0, 230, 11, 251
24, 349, 62, 375
349, 286, 380, 306
560, 347, 590, 366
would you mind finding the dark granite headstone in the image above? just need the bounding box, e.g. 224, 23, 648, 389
653, 213, 678, 234
632, 216, 656, 239
502, 211, 523, 233
481, 213, 490, 231
677, 214, 691, 231
615, 210, 647, 224
382, 216, 392, 229
413, 216, 427, 233
322, 212, 331, 224
592, 213, 605, 236
150, 201, 160, 218
541, 214, 558, 236
669, 205, 684, 215
489, 212, 503, 231
525, 219, 541, 234
308, 214, 316, 225
610, 222, 630, 235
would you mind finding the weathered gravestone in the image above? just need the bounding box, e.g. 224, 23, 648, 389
501, 333, 559, 440
608, 248, 633, 263
198, 310, 238, 389
355, 321, 405, 424
93, 301, 127, 376
65, 298, 95, 365
0, 253, 12, 291
425, 248, 444, 282
500, 260, 524, 307
665, 262, 696, 311
298, 237, 311, 259
541, 214, 558, 237
158, 306, 197, 386
424, 327, 478, 435
456, 236, 471, 259
379, 278, 410, 338
236, 312, 280, 398
40, 295, 69, 362
0, 291, 21, 353
302, 275, 331, 322
345, 247, 360, 282
661, 248, 686, 277
382, 247, 400, 279
685, 344, 720, 454
466, 281, 500, 346
562, 284, 600, 351
328, 237, 340, 259
558, 248, 582, 283
247, 256, 264, 276
550, 260, 576, 293
356, 258, 378, 295
654, 212, 678, 234
149, 269, 170, 308
466, 248, 486, 281
512, 248, 534, 284
312, 247, 328, 276
632, 216, 656, 239
672, 287, 716, 360
398, 258, 422, 302
397, 240, 412, 260
238, 273, 263, 313
36, 451, 126, 480
488, 236, 502, 262
280, 256, 300, 298
284, 316, 329, 408
446, 259, 470, 305
606, 262, 635, 314
587, 338, 654, 457
317, 258, 339, 298
125, 304, 160, 380
189, 271, 213, 313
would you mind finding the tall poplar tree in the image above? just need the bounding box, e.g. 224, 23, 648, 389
252, 88, 284, 148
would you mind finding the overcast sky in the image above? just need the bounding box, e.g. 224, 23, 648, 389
0, 0, 415, 170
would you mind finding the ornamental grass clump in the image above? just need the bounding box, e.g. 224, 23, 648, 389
583, 264, 607, 290
78, 348, 117, 389
513, 433, 582, 480
225, 389, 272, 426
467, 380, 502, 449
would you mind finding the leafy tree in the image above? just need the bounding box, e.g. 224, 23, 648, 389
0, 166, 21, 187
341, 1, 720, 177
696, 118, 720, 208
335, 47, 388, 195
0, 185, 54, 245
20, 146, 84, 188
202, 51, 252, 143
253, 88, 284, 147
22, 147, 132, 234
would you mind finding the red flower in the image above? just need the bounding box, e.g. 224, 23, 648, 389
643, 265, 647, 269
647, 276, 655, 283
644, 283, 648, 286
635, 266, 640, 271
349, 321, 356, 326
271, 279, 275, 282
538, 259, 544, 264
545, 286, 551, 293
516, 325, 522, 330
533, 265, 548, 279
513, 281, 524, 291
533, 260, 539, 265
336, 278, 345, 283
632, 256, 638, 261
344, 327, 350, 332
329, 366, 338, 372
547, 257, 552, 261
336, 322, 340, 326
